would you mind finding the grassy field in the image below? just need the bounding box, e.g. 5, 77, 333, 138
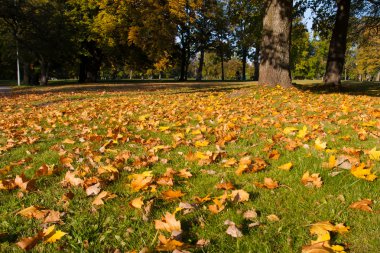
0, 82, 379, 252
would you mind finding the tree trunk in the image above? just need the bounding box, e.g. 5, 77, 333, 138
253, 46, 260, 81
324, 0, 351, 86
23, 63, 30, 85
221, 50, 225, 81
259, 0, 293, 88
130, 70, 133, 80
242, 48, 248, 81
376, 71, 380, 82
196, 49, 205, 81
180, 43, 187, 81
39, 57, 48, 86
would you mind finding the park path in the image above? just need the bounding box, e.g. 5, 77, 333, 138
0, 87, 11, 95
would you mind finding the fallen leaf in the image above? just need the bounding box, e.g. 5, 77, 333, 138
231, 189, 249, 202
315, 138, 327, 151
162, 190, 185, 200
349, 199, 373, 212
278, 162, 293, 171
130, 197, 144, 209
155, 212, 182, 236
243, 210, 258, 220
350, 163, 377, 181
255, 178, 279, 189
302, 172, 323, 188
86, 183, 101, 196
267, 214, 280, 222
368, 147, 380, 161
224, 220, 243, 238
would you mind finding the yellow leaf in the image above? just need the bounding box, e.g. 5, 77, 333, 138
297, 126, 308, 138
315, 138, 327, 151
130, 197, 144, 209
278, 162, 293, 171
283, 127, 298, 135
350, 163, 377, 181
194, 140, 209, 147
44, 230, 66, 243
368, 147, 380, 161
328, 155, 337, 169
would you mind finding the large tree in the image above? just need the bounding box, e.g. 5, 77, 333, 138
259, 0, 293, 87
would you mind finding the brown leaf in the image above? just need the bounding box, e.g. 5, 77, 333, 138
243, 210, 258, 220
231, 189, 249, 202
92, 191, 116, 206
216, 182, 235, 190
302, 242, 334, 253
85, 183, 101, 196
255, 178, 279, 189
224, 220, 243, 238
301, 172, 323, 188
16, 233, 43, 251
155, 212, 182, 236
349, 199, 373, 212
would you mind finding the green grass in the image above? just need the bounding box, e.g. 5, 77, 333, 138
0, 82, 379, 252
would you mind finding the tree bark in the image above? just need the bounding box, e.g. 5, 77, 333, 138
221, 50, 225, 81
39, 57, 49, 85
242, 48, 248, 81
196, 48, 205, 81
23, 63, 30, 85
253, 46, 260, 81
324, 0, 351, 86
376, 71, 380, 82
180, 42, 187, 81
259, 0, 293, 88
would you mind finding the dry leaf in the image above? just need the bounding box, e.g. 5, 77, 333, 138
130, 197, 144, 209
302, 172, 323, 188
349, 199, 373, 212
224, 220, 243, 238
278, 162, 293, 171
162, 190, 185, 200
230, 189, 249, 202
267, 214, 280, 222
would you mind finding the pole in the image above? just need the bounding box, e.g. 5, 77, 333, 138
15, 0, 20, 86
16, 41, 20, 86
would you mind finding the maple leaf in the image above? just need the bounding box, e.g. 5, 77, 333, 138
92, 191, 117, 206
43, 225, 67, 243
224, 220, 243, 238
302, 172, 323, 188
62, 139, 75, 144
350, 163, 377, 181
156, 234, 184, 251
177, 168, 192, 178
208, 198, 226, 214
16, 233, 43, 251
302, 242, 334, 253
255, 178, 279, 189
61, 171, 84, 187
297, 126, 308, 138
315, 138, 327, 151
129, 171, 154, 191
283, 127, 298, 135
230, 189, 249, 202
130, 197, 144, 209
85, 183, 101, 196
162, 190, 185, 200
155, 212, 182, 236
349, 199, 373, 212
216, 182, 235, 190
17, 206, 47, 220
194, 140, 209, 147
14, 174, 36, 192
278, 162, 293, 171
368, 147, 380, 161
268, 150, 280, 160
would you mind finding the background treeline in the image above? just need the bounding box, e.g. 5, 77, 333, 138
0, 0, 379, 85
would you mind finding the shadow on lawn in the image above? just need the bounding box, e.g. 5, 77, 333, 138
7, 81, 254, 96
293, 81, 380, 97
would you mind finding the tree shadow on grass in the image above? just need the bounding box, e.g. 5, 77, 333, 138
293, 81, 380, 97
6, 81, 256, 97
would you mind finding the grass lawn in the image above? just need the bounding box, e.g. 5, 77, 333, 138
0, 81, 379, 252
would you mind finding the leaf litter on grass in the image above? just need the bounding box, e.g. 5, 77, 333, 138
0, 84, 379, 251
